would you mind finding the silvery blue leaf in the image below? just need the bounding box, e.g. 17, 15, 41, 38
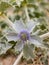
14, 40, 24, 52
26, 20, 38, 33
14, 19, 26, 33
23, 44, 35, 60
0, 42, 12, 55
30, 35, 43, 47
6, 32, 19, 41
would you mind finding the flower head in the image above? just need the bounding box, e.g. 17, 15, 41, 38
19, 30, 30, 41
6, 19, 43, 52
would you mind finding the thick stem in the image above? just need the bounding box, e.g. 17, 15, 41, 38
13, 51, 23, 65
24, 5, 30, 22
40, 32, 49, 38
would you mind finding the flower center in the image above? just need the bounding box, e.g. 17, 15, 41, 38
19, 30, 30, 41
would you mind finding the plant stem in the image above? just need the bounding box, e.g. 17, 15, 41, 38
24, 5, 30, 22
40, 32, 49, 38
13, 51, 23, 65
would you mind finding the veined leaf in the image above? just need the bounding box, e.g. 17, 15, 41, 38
23, 44, 35, 60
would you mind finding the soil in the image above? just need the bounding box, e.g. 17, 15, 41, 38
0, 54, 47, 65
0, 54, 16, 65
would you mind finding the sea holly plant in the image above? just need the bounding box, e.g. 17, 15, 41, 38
0, 15, 48, 65
5, 19, 44, 53
0, 14, 48, 65
1, 15, 49, 65
0, 0, 49, 65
